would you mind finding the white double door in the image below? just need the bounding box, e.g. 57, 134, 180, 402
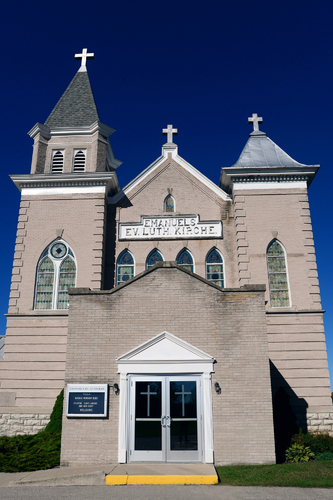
128, 375, 203, 462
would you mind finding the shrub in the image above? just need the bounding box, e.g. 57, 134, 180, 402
315, 451, 333, 461
285, 443, 315, 463
292, 430, 333, 454
0, 389, 63, 472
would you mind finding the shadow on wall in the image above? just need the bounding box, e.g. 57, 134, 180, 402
270, 361, 308, 463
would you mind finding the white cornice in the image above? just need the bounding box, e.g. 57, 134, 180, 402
10, 172, 120, 196
28, 120, 115, 139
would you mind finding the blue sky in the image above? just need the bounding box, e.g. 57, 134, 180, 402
1, 0, 333, 388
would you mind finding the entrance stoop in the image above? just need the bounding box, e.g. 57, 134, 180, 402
105, 463, 218, 485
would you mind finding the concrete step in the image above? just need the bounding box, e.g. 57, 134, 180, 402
105, 463, 218, 485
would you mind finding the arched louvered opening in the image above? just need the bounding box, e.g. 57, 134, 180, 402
267, 240, 290, 307
206, 248, 224, 287
146, 249, 164, 269
117, 250, 134, 286
34, 241, 76, 310
51, 150, 64, 173
73, 150, 86, 172
176, 248, 194, 272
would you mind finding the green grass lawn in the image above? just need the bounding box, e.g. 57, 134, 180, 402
216, 461, 333, 488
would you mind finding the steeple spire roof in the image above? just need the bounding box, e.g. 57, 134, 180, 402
45, 69, 100, 127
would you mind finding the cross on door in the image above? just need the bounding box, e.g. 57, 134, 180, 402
140, 385, 157, 417
175, 384, 191, 417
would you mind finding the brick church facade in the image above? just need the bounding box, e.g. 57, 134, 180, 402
0, 51, 332, 465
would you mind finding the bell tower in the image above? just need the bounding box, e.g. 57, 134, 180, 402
0, 50, 120, 417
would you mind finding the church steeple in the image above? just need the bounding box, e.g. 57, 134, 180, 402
45, 70, 100, 128
27, 49, 121, 176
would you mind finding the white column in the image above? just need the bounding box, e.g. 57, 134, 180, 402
118, 373, 128, 463
203, 372, 214, 463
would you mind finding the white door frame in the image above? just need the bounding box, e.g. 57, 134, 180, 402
128, 374, 203, 462
117, 332, 215, 463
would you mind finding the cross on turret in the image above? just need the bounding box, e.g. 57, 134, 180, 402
248, 113, 263, 132
163, 124, 178, 143
75, 48, 95, 68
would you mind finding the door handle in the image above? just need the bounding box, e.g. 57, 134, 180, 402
161, 415, 166, 427
166, 415, 171, 427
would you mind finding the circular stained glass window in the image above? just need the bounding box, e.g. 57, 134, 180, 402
51, 242, 67, 259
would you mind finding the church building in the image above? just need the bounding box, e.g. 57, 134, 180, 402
0, 50, 332, 466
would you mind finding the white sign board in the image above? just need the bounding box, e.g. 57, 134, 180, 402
66, 384, 108, 417
119, 215, 222, 240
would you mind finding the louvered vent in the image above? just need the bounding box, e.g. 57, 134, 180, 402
73, 150, 86, 172
51, 151, 64, 173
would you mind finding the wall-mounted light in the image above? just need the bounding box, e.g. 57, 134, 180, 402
214, 382, 221, 395
113, 383, 119, 395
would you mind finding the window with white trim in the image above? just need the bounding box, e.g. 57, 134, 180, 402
73, 150, 86, 172
176, 248, 194, 272
206, 248, 224, 287
146, 249, 164, 269
267, 239, 290, 307
117, 250, 134, 286
164, 194, 175, 212
51, 150, 64, 173
34, 240, 76, 310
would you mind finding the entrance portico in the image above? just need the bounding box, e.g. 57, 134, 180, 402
117, 331, 215, 463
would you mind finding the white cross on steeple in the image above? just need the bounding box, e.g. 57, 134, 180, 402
163, 124, 178, 143
248, 113, 263, 132
75, 48, 95, 69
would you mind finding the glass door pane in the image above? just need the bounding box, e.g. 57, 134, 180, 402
135, 381, 162, 451
169, 381, 198, 451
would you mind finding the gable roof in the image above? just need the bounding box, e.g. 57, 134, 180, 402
45, 70, 100, 127
110, 143, 231, 203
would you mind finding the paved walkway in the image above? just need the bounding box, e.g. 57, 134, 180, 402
0, 463, 217, 487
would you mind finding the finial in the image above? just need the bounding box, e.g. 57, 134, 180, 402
163, 124, 178, 143
75, 48, 95, 71
248, 113, 263, 132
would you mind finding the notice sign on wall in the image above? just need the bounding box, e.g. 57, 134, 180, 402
66, 384, 108, 417
119, 214, 222, 240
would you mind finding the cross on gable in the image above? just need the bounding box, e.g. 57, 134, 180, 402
248, 113, 263, 132
75, 48, 95, 68
163, 124, 178, 143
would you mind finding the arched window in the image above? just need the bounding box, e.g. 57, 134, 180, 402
51, 150, 64, 173
164, 194, 175, 212
117, 250, 134, 286
206, 248, 224, 287
73, 150, 86, 172
146, 249, 164, 269
176, 248, 194, 272
267, 240, 290, 307
35, 240, 76, 310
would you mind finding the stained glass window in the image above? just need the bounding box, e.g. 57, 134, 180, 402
164, 194, 175, 212
146, 249, 163, 269
117, 250, 134, 286
267, 240, 290, 307
176, 248, 194, 272
206, 248, 224, 287
34, 240, 76, 310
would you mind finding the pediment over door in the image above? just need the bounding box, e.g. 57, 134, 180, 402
117, 331, 215, 374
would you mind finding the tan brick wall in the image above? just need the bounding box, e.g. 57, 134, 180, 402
114, 159, 238, 287
233, 187, 332, 410
61, 266, 275, 466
